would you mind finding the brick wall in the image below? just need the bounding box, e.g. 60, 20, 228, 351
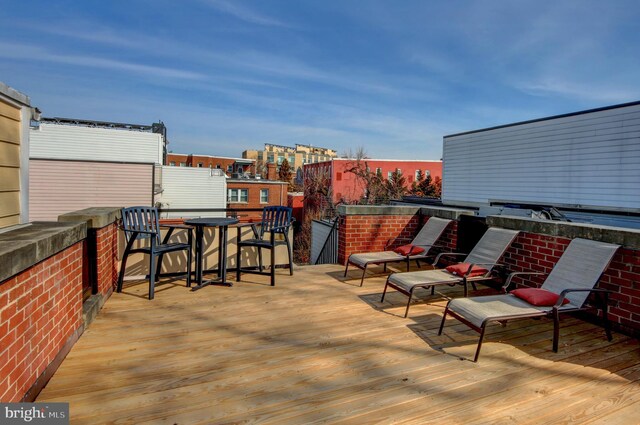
501, 231, 640, 336
95, 222, 119, 298
339, 214, 452, 265
0, 242, 84, 402
227, 180, 288, 220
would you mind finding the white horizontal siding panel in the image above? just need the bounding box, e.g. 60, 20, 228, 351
29, 159, 153, 221
442, 103, 640, 211
158, 166, 227, 218
30, 123, 163, 164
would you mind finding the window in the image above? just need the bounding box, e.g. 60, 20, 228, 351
216, 164, 221, 169
267, 153, 274, 163
376, 167, 382, 175
169, 161, 176, 166
260, 189, 269, 203
179, 162, 186, 167
415, 170, 421, 181
425, 170, 430, 177
336, 172, 342, 181
228, 189, 248, 203
388, 171, 393, 180
238, 166, 244, 174
197, 163, 203, 168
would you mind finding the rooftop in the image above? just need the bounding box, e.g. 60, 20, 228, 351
36, 264, 640, 423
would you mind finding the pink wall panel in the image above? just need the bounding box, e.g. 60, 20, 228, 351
29, 159, 153, 221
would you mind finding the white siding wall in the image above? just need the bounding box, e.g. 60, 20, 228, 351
442, 103, 640, 211
30, 123, 163, 164
29, 159, 153, 221
158, 166, 227, 217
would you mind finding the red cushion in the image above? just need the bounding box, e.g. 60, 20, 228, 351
393, 244, 426, 256
511, 288, 570, 306
445, 262, 488, 277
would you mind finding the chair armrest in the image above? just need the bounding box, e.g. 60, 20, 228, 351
554, 288, 613, 308
119, 226, 157, 236
269, 224, 291, 234
501, 271, 547, 292
236, 222, 259, 238
463, 262, 503, 278
432, 252, 467, 266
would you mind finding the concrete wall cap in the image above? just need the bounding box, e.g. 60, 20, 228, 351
487, 215, 640, 250
58, 207, 122, 229
0, 221, 87, 284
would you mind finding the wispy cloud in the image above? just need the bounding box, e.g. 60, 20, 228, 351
0, 42, 206, 81
200, 0, 289, 27
513, 77, 639, 104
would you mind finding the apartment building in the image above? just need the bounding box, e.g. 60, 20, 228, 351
243, 143, 337, 177
166, 153, 255, 176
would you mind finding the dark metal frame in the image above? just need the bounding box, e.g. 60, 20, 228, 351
236, 206, 294, 286
438, 271, 614, 362
117, 206, 192, 300
381, 252, 503, 317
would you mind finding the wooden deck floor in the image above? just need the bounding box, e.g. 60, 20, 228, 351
37, 264, 640, 424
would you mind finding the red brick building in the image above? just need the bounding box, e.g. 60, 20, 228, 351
304, 158, 442, 204
166, 153, 255, 176
226, 178, 289, 221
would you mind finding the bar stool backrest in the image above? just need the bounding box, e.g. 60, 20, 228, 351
259, 206, 293, 238
121, 206, 161, 245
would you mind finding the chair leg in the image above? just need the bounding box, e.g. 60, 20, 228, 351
474, 325, 487, 362
344, 262, 350, 277
186, 246, 192, 287
601, 293, 613, 342
404, 289, 414, 318
117, 253, 128, 293
258, 249, 263, 272
360, 265, 368, 287
117, 239, 135, 293
406, 257, 410, 272
236, 245, 242, 282
381, 278, 389, 302
155, 253, 165, 282
552, 308, 561, 352
416, 260, 421, 269
270, 246, 275, 286
438, 306, 449, 335
285, 234, 293, 275
430, 285, 435, 296
149, 254, 156, 300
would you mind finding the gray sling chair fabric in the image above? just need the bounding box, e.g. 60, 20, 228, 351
439, 238, 620, 362
382, 228, 520, 317
344, 217, 452, 286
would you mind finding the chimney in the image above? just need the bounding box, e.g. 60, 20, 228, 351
266, 163, 277, 180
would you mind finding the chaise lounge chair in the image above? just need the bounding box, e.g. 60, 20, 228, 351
381, 227, 520, 317
344, 217, 452, 286
438, 238, 620, 362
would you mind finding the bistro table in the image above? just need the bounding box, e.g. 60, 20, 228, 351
184, 217, 239, 290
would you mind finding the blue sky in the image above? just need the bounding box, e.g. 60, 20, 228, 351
1, 1, 639, 159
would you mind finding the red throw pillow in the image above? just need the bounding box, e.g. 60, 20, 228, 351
445, 262, 488, 277
393, 244, 426, 256
511, 288, 570, 306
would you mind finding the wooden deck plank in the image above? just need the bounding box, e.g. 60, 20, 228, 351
35, 264, 640, 424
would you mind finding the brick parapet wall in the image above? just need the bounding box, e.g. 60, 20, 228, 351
500, 231, 640, 336
95, 222, 118, 298
0, 242, 83, 402
338, 214, 459, 265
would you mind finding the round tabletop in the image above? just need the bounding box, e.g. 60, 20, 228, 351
184, 217, 239, 227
